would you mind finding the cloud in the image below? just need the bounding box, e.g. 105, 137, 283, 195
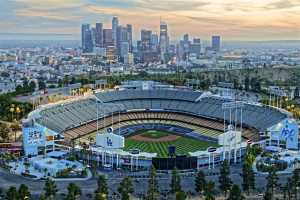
134, 0, 210, 11
266, 0, 300, 9
0, 0, 299, 40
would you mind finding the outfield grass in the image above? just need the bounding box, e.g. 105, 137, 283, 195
124, 135, 219, 157
138, 130, 170, 139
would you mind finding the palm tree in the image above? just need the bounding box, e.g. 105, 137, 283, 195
118, 176, 134, 200
10, 121, 20, 142
195, 170, 206, 195
0, 123, 10, 142
18, 184, 31, 200
95, 175, 108, 199
5, 186, 18, 200
43, 178, 58, 199
65, 183, 81, 200
227, 185, 245, 200
203, 181, 215, 200
145, 165, 159, 200
9, 104, 15, 121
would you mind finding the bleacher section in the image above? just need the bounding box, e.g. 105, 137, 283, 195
33, 89, 288, 141
113, 123, 218, 143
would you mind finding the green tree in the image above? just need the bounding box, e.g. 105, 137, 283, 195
219, 160, 232, 196
5, 186, 18, 200
145, 165, 159, 200
244, 76, 249, 91
95, 175, 108, 200
28, 81, 36, 92
10, 122, 20, 142
0, 123, 10, 142
175, 190, 186, 200
283, 177, 292, 200
195, 170, 206, 194
227, 185, 245, 200
18, 184, 30, 200
43, 178, 58, 199
242, 162, 255, 194
38, 79, 46, 90
118, 176, 134, 200
94, 192, 107, 200
291, 169, 300, 199
39, 195, 47, 200
265, 168, 279, 200
170, 168, 181, 194
203, 181, 215, 200
65, 183, 81, 200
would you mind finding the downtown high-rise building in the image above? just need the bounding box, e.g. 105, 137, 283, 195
95, 23, 103, 47
117, 26, 129, 59
212, 35, 221, 51
141, 29, 152, 51
159, 21, 169, 62
81, 24, 93, 53
151, 33, 159, 51
112, 16, 119, 47
126, 24, 133, 53
190, 38, 201, 56
103, 29, 113, 48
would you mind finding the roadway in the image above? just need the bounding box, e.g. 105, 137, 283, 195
0, 166, 290, 200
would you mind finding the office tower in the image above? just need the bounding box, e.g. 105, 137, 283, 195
183, 34, 189, 42
120, 41, 129, 59
112, 16, 119, 47
126, 24, 133, 52
106, 46, 117, 63
190, 38, 201, 56
178, 34, 191, 60
141, 29, 152, 51
95, 23, 103, 47
151, 33, 159, 51
117, 26, 129, 58
159, 21, 169, 62
91, 27, 96, 47
124, 53, 134, 65
81, 24, 93, 53
193, 38, 200, 44
103, 29, 113, 48
212, 35, 221, 51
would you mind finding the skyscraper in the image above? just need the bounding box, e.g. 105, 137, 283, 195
212, 36, 221, 51
141, 29, 152, 51
112, 16, 119, 47
103, 29, 113, 48
126, 24, 133, 53
117, 26, 129, 58
159, 21, 169, 62
151, 33, 159, 51
190, 38, 201, 56
95, 23, 103, 47
81, 24, 93, 53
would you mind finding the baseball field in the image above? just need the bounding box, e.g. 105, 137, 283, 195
124, 130, 218, 157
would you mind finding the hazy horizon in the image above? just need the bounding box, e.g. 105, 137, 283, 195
1, 0, 300, 41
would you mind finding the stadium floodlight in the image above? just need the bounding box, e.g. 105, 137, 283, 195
222, 101, 244, 110
222, 101, 244, 163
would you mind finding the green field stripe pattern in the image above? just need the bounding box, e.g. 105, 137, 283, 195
124, 136, 218, 158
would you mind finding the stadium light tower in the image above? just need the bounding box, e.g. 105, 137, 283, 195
222, 101, 244, 163
93, 95, 104, 135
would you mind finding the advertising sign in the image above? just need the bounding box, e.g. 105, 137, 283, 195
270, 119, 299, 149
96, 132, 125, 149
218, 130, 242, 146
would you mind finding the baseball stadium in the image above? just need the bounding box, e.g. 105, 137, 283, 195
22, 87, 298, 170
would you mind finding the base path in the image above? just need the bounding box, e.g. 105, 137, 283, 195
128, 134, 180, 142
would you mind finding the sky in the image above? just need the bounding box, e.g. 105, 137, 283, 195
0, 0, 300, 41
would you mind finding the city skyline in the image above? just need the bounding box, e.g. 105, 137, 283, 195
1, 0, 300, 41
